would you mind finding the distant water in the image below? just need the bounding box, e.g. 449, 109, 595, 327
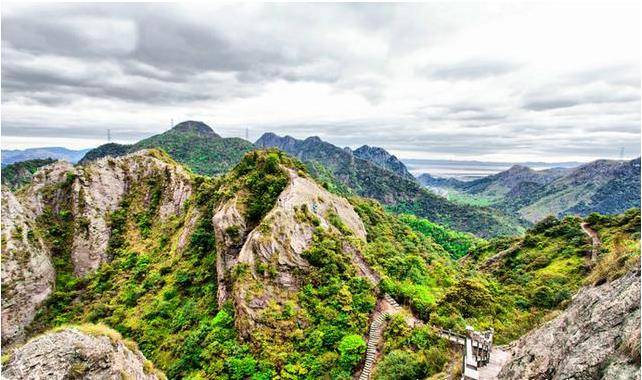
402, 159, 582, 181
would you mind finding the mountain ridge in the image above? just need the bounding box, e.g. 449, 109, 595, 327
255, 132, 525, 237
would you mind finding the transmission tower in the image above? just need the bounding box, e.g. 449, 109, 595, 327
107, 129, 111, 143
245, 127, 249, 140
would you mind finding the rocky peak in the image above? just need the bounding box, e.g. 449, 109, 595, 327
212, 162, 366, 336
255, 133, 300, 151
353, 144, 414, 180
170, 120, 219, 136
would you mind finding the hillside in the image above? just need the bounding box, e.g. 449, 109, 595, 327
1, 158, 57, 190
79, 120, 254, 177
1, 147, 90, 167
255, 133, 524, 237
1, 148, 639, 379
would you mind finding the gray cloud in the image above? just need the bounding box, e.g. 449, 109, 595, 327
426, 60, 521, 80
1, 3, 639, 161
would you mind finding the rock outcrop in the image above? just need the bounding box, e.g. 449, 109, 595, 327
213, 167, 367, 334
1, 189, 55, 345
2, 325, 165, 379
21, 149, 192, 276
499, 271, 641, 380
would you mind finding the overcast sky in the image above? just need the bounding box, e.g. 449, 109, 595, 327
1, 2, 640, 162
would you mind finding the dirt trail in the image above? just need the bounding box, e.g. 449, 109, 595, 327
580, 222, 601, 262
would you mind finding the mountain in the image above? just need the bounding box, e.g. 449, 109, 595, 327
419, 158, 641, 223
255, 133, 524, 237
79, 120, 253, 176
352, 145, 414, 180
1, 158, 57, 190
1, 147, 90, 166
460, 165, 570, 198
512, 158, 641, 222
1, 149, 459, 378
2, 148, 639, 379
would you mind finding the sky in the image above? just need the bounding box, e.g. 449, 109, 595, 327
1, 2, 640, 162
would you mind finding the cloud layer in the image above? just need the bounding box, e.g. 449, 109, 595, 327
1, 3, 640, 161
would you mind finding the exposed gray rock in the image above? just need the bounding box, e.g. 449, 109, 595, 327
20, 149, 192, 276
1, 188, 55, 346
2, 326, 164, 379
499, 271, 641, 380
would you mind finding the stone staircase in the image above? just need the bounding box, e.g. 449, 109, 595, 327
358, 310, 389, 380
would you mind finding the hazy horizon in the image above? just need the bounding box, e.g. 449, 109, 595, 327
1, 3, 640, 162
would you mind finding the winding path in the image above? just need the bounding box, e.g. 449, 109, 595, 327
580, 222, 601, 262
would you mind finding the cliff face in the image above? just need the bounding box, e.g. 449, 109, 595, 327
1, 189, 55, 345
2, 325, 165, 380
499, 270, 641, 380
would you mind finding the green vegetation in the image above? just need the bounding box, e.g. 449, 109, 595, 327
1, 158, 56, 190
352, 198, 460, 322
399, 214, 482, 259
374, 315, 451, 380
444, 190, 496, 207
223, 150, 298, 225
15, 145, 640, 379
584, 208, 640, 284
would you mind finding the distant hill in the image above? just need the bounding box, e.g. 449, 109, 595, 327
418, 158, 641, 223
352, 145, 415, 180
417, 173, 465, 189
79, 120, 254, 176
1, 147, 90, 166
459, 165, 571, 201
255, 132, 524, 237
